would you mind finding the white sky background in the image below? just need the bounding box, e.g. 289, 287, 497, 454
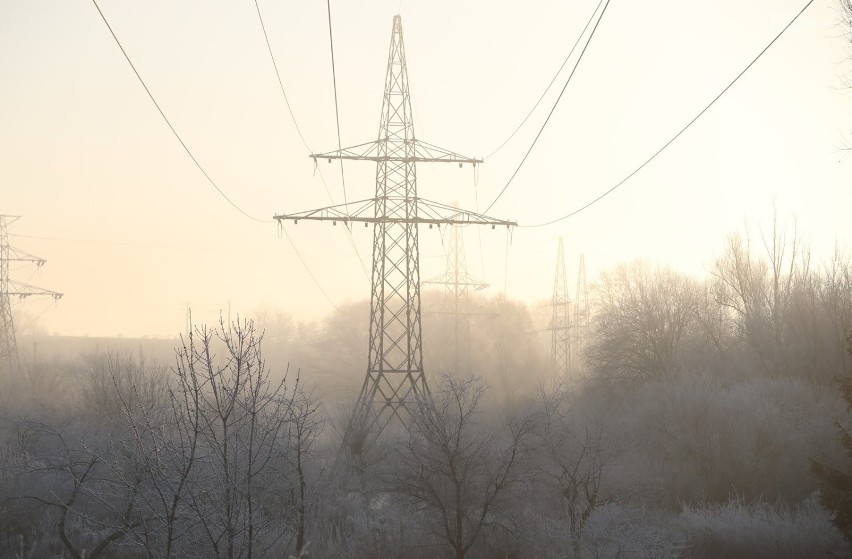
1, 0, 851, 337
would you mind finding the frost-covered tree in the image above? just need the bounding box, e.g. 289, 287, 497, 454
811, 330, 852, 546
5, 320, 322, 559
388, 375, 535, 559
587, 262, 699, 381
535, 381, 615, 555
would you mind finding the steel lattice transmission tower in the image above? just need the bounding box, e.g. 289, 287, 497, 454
548, 237, 571, 377
572, 254, 591, 370
424, 219, 488, 375
0, 216, 63, 371
274, 15, 514, 455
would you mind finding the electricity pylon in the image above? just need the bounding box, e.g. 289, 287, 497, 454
274, 15, 514, 457
0, 216, 63, 371
548, 237, 571, 377
424, 219, 488, 376
572, 254, 590, 371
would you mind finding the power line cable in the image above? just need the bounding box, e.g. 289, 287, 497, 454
484, 0, 607, 160
249, 2, 336, 203
279, 226, 339, 312
252, 0, 312, 153
14, 228, 347, 317
523, 0, 815, 228
472, 168, 487, 281
91, 0, 270, 224
325, 0, 349, 207
10, 232, 291, 254
251, 0, 369, 281
92, 1, 346, 310
473, 0, 603, 284
483, 0, 611, 214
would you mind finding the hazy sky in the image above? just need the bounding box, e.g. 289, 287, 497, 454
2, 0, 851, 337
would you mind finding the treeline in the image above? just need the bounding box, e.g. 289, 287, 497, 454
1, 222, 851, 558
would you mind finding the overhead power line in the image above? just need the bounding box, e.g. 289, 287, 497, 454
524, 0, 816, 228
252, 0, 370, 281
325, 0, 349, 207
252, 0, 312, 152
10, 232, 292, 254
91, 0, 270, 224
91, 0, 347, 309
483, 0, 612, 214
279, 227, 339, 312
484, 0, 607, 160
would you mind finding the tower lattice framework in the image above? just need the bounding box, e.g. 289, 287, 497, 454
424, 220, 488, 376
572, 254, 590, 371
548, 237, 571, 377
0, 216, 63, 371
274, 15, 514, 455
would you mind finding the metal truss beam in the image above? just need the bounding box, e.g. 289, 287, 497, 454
274, 197, 515, 228
310, 138, 483, 165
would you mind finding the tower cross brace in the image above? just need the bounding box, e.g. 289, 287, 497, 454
274, 15, 514, 456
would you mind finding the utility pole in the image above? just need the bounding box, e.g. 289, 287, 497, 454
0, 216, 63, 371
424, 219, 488, 376
274, 15, 514, 458
548, 237, 571, 377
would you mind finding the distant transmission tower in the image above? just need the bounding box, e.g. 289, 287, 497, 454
548, 237, 571, 377
274, 15, 514, 456
572, 254, 590, 371
0, 216, 63, 371
424, 219, 488, 375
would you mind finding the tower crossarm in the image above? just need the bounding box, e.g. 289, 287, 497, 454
7, 247, 47, 266
5, 280, 63, 300
310, 138, 482, 165
275, 197, 515, 228
424, 266, 489, 290
274, 198, 376, 224
415, 198, 514, 227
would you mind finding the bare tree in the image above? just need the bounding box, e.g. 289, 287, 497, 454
841, 0, 852, 97
819, 250, 852, 374
707, 215, 852, 383
278, 384, 323, 557
587, 262, 700, 381
388, 374, 535, 559
110, 343, 205, 558
536, 381, 615, 555
811, 329, 852, 550
92, 318, 318, 559
155, 318, 292, 558
76, 352, 169, 423
10, 420, 143, 559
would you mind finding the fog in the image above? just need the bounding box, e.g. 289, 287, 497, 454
3, 218, 852, 557
3, 0, 852, 557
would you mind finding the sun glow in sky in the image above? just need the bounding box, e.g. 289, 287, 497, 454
1, 0, 851, 337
